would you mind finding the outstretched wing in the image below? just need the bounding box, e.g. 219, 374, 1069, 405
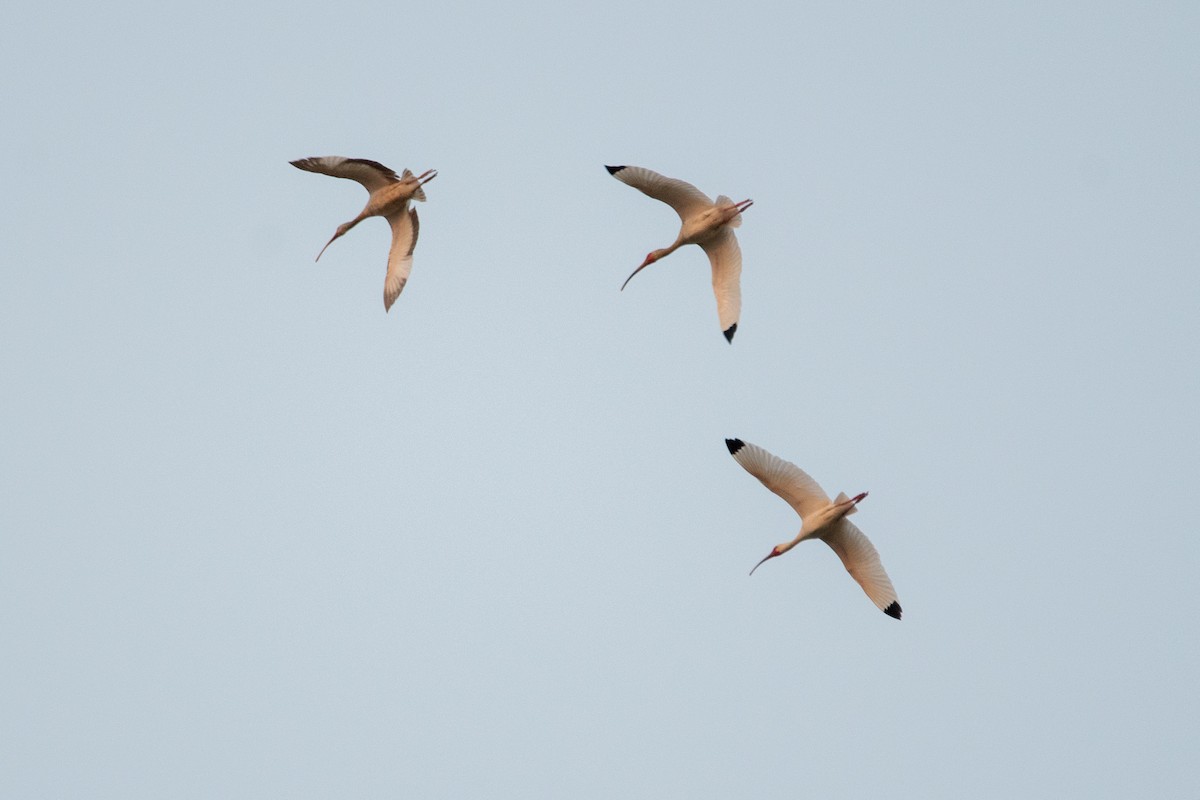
383, 206, 419, 312
291, 156, 400, 193
821, 520, 902, 619
725, 439, 830, 520
700, 228, 742, 342
606, 165, 714, 221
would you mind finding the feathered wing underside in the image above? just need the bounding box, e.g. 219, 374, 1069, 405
290, 156, 400, 193
701, 229, 742, 340
728, 440, 830, 519
383, 206, 419, 311
608, 165, 713, 221
822, 520, 901, 618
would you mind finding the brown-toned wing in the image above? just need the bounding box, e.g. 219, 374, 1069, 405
291, 156, 400, 193
382, 206, 419, 312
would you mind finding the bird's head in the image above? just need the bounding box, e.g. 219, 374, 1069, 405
749, 545, 783, 576
620, 251, 661, 291
316, 224, 352, 262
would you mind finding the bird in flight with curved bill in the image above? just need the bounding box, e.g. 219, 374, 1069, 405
606, 165, 751, 343
726, 438, 902, 619
291, 156, 436, 312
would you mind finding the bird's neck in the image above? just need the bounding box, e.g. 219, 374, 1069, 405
342, 213, 368, 233
779, 536, 803, 555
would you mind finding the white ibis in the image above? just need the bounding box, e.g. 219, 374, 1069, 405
725, 438, 902, 619
291, 156, 437, 312
606, 165, 752, 343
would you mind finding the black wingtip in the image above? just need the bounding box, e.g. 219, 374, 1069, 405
725, 438, 745, 455
723, 323, 737, 343
884, 602, 902, 620
605, 165, 625, 175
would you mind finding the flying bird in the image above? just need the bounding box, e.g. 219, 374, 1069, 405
291, 156, 437, 312
606, 165, 752, 343
725, 438, 902, 619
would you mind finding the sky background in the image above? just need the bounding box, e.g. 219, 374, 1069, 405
3, 1, 1199, 797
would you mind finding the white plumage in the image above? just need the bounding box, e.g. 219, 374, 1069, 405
726, 438, 902, 619
606, 165, 751, 343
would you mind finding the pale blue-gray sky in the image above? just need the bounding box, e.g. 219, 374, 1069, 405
3, 2, 1198, 797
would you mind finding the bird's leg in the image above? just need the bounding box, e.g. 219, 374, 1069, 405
722, 199, 753, 228
843, 492, 868, 508
416, 169, 437, 184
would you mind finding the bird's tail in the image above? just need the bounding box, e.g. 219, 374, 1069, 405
716, 195, 742, 228
402, 169, 428, 202
835, 491, 860, 516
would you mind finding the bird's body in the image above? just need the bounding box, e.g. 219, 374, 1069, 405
290, 156, 437, 312
606, 165, 751, 343
725, 438, 902, 619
